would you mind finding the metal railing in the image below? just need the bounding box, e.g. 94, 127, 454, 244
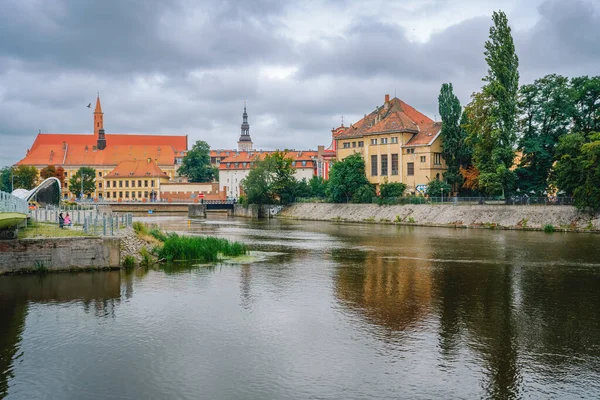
295, 195, 576, 206
29, 207, 133, 236
0, 190, 29, 214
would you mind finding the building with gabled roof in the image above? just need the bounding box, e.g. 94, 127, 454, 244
218, 148, 333, 199
16, 95, 188, 200
333, 94, 446, 194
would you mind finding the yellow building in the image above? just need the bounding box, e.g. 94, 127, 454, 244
103, 159, 171, 202
333, 95, 447, 194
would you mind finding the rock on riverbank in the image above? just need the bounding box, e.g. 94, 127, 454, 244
117, 228, 156, 263
279, 203, 600, 232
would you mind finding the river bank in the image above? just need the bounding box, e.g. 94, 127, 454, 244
278, 203, 600, 232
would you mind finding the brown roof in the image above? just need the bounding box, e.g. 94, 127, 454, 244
105, 159, 168, 178
334, 96, 441, 146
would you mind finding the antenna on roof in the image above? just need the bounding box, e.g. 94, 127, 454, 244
394, 88, 396, 98
341, 114, 344, 127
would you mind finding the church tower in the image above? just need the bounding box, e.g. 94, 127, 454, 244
94, 94, 104, 137
237, 102, 253, 152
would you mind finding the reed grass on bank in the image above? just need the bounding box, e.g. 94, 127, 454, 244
156, 233, 247, 262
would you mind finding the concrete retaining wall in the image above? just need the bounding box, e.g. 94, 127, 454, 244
0, 237, 121, 275
279, 203, 600, 232
234, 204, 260, 218
188, 204, 207, 218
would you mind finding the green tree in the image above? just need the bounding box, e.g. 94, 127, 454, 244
426, 179, 451, 197
515, 74, 573, 194
573, 133, 600, 212
438, 83, 467, 191
178, 140, 215, 182
308, 176, 328, 198
13, 165, 39, 190
571, 76, 600, 134
326, 153, 370, 203
264, 151, 297, 205
465, 10, 520, 196
0, 166, 13, 192
241, 161, 273, 205
552, 132, 587, 196
379, 181, 407, 198
69, 167, 96, 198
351, 184, 376, 204
295, 178, 312, 199
240, 151, 298, 205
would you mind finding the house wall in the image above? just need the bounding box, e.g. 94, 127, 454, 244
336, 134, 447, 194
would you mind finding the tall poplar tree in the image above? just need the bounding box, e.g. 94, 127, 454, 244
465, 10, 520, 196
438, 83, 467, 192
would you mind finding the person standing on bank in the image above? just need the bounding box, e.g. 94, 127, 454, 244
58, 212, 65, 228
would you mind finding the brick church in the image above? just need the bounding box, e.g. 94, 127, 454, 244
17, 96, 188, 200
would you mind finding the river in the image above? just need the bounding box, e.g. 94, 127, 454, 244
1, 215, 600, 399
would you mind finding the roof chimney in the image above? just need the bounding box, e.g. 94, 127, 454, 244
385, 94, 390, 103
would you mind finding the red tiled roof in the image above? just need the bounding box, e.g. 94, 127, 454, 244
105, 159, 168, 178
218, 151, 320, 170
18, 143, 176, 166
18, 133, 187, 166
334, 96, 440, 146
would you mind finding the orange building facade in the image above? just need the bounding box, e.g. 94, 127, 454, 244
17, 96, 188, 200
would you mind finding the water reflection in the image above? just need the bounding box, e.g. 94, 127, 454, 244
2, 217, 600, 399
334, 249, 433, 332
0, 272, 124, 398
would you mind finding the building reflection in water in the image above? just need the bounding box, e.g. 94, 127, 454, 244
332, 245, 434, 333
332, 227, 600, 399
0, 271, 123, 397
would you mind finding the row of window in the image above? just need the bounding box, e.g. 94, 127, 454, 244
369, 137, 399, 145
104, 180, 155, 188
342, 141, 364, 149
104, 191, 156, 199
370, 153, 442, 176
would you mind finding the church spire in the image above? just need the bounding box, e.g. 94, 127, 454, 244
94, 93, 104, 137
238, 101, 253, 151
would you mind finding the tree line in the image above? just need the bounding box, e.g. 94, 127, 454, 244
438, 11, 600, 211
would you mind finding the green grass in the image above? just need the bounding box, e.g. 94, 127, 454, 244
156, 233, 247, 262
123, 255, 136, 269
543, 224, 555, 233
18, 221, 92, 238
139, 247, 153, 267
133, 221, 148, 235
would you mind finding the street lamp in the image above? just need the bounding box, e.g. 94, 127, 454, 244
441, 187, 444, 204
10, 166, 14, 193
80, 172, 85, 201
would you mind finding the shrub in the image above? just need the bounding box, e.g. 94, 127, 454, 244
351, 184, 376, 203
543, 224, 555, 233
426, 179, 452, 197
123, 255, 136, 269
380, 182, 407, 198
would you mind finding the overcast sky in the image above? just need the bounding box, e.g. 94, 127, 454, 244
1, 0, 599, 166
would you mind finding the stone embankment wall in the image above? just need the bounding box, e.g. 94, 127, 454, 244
234, 204, 284, 219
279, 203, 600, 232
234, 204, 260, 218
0, 237, 120, 275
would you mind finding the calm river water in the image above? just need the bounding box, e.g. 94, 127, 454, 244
1, 216, 600, 399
